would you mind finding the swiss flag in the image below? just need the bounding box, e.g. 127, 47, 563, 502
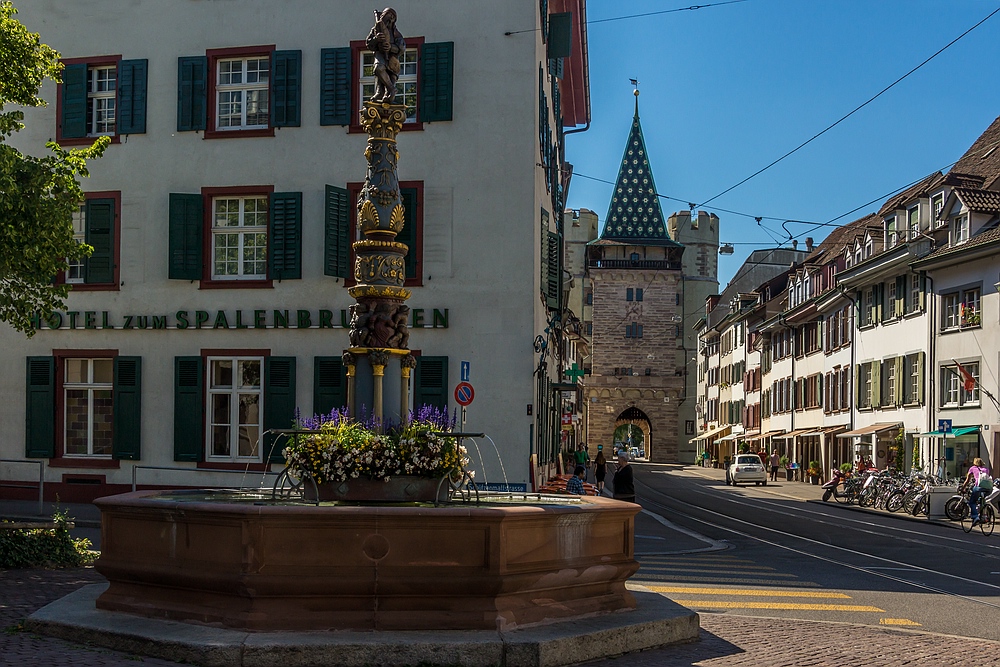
955, 361, 976, 392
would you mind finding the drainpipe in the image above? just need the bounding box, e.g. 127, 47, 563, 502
922, 270, 935, 475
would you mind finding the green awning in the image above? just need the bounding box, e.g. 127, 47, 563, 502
917, 426, 980, 438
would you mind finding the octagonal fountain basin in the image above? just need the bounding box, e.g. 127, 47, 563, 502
93, 489, 641, 632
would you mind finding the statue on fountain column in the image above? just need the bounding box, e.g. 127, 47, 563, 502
366, 7, 405, 104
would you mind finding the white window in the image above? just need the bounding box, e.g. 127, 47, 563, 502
905, 354, 921, 404
212, 197, 269, 279
87, 66, 116, 136
67, 204, 86, 284
216, 58, 270, 130
908, 206, 919, 239
207, 357, 263, 461
943, 293, 960, 330
885, 359, 896, 405
943, 366, 960, 406
942, 362, 979, 407
64, 358, 113, 457
962, 288, 981, 327
932, 192, 945, 222
954, 214, 970, 244
908, 274, 921, 313
885, 216, 897, 248
361, 47, 418, 122
862, 364, 873, 409
887, 280, 897, 318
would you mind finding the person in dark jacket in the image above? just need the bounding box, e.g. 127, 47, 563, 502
612, 452, 635, 502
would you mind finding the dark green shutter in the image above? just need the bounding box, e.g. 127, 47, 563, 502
113, 356, 142, 460
118, 59, 147, 134
264, 357, 296, 464
313, 357, 346, 417
177, 56, 207, 132
173, 356, 203, 462
400, 187, 418, 280
84, 198, 114, 284
548, 12, 573, 59
25, 357, 55, 458
546, 231, 561, 309
61, 63, 88, 139
419, 42, 454, 123
414, 356, 448, 411
271, 50, 301, 127
269, 192, 302, 280
320, 47, 351, 126
324, 185, 349, 278
168, 193, 203, 280
895, 276, 906, 317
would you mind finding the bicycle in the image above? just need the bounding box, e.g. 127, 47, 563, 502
962, 489, 996, 536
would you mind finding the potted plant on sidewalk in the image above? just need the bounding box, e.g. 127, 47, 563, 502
807, 460, 822, 484
780, 455, 792, 481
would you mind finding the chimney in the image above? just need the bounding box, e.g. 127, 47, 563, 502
791, 239, 798, 250
805, 237, 814, 251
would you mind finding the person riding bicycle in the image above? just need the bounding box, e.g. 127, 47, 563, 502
963, 457, 993, 525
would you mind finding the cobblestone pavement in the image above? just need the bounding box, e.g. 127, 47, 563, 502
3, 567, 996, 666
0, 567, 189, 666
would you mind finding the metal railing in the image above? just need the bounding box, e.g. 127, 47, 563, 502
131, 465, 281, 492
0, 459, 44, 516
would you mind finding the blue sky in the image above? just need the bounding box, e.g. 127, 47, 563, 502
565, 0, 1000, 287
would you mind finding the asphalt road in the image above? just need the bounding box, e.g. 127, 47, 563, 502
631, 464, 1000, 641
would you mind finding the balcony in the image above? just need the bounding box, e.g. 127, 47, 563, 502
588, 258, 681, 270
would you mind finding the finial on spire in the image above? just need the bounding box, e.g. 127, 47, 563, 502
630, 78, 640, 117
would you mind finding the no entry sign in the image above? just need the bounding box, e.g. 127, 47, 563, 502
454, 381, 475, 406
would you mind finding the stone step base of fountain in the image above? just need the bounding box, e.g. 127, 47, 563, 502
27, 583, 699, 667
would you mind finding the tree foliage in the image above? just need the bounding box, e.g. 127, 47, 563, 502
0, 1, 108, 336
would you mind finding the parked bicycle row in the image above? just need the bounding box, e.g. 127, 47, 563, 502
819, 459, 998, 536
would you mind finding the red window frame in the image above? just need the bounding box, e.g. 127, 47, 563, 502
200, 185, 275, 289
50, 349, 120, 468
55, 55, 123, 146
56, 190, 122, 291
204, 45, 277, 139
348, 36, 425, 133
345, 180, 423, 288
197, 348, 271, 471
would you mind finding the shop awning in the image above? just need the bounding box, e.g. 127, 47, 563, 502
716, 431, 747, 442
835, 422, 902, 438
746, 429, 782, 442
772, 428, 814, 440
692, 425, 730, 442
797, 425, 848, 438
916, 426, 980, 438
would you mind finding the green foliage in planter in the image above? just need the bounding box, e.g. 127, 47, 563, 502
840, 463, 853, 474
779, 455, 789, 468
912, 441, 922, 472
807, 460, 822, 477
0, 511, 96, 569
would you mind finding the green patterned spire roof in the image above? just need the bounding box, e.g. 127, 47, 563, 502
600, 100, 680, 246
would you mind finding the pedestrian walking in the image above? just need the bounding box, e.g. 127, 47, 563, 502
594, 448, 607, 493
612, 452, 635, 503
769, 450, 780, 482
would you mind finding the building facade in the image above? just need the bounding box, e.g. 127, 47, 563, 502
4, 0, 590, 501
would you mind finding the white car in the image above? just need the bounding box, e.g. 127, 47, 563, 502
726, 454, 767, 486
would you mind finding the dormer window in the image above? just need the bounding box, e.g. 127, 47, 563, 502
954, 214, 970, 245
932, 192, 945, 226
907, 206, 919, 239
865, 238, 873, 258
885, 216, 897, 248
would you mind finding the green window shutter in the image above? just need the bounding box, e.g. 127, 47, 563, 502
269, 192, 302, 280
168, 193, 203, 280
548, 12, 573, 58
313, 357, 346, 417
894, 356, 903, 405
84, 198, 114, 284
173, 356, 203, 462
177, 56, 207, 132
324, 185, 350, 278
419, 42, 454, 123
855, 364, 863, 408
414, 356, 448, 411
400, 187, 419, 280
871, 361, 881, 409
917, 351, 925, 404
25, 357, 55, 458
320, 47, 351, 126
118, 59, 148, 134
895, 276, 905, 317
113, 356, 142, 460
61, 63, 88, 139
546, 231, 561, 309
264, 357, 297, 464
271, 50, 301, 127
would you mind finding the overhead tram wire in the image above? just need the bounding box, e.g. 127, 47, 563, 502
504, 0, 750, 36
695, 5, 1000, 209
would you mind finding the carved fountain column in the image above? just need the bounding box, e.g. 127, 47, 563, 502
347, 101, 413, 427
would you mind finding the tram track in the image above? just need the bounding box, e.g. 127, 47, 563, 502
635, 474, 1000, 610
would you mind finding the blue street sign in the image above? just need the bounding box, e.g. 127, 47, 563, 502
938, 419, 952, 434
461, 360, 470, 382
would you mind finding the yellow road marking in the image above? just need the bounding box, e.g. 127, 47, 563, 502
647, 586, 851, 599
671, 600, 885, 612
880, 618, 921, 626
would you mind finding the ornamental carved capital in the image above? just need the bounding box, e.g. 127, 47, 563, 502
369, 349, 390, 369
360, 101, 408, 140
